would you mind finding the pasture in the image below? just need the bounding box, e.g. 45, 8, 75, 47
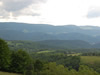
81, 56, 100, 64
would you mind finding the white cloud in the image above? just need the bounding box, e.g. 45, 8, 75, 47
87, 7, 100, 18
0, 0, 46, 19
1, 0, 100, 26
1, 0, 46, 11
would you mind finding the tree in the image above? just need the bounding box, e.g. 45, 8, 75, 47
10, 49, 32, 73
24, 63, 36, 75
79, 65, 99, 75
40, 62, 68, 75
0, 38, 11, 71
34, 60, 43, 72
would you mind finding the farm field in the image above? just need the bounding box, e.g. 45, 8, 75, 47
37, 50, 54, 54
81, 56, 100, 64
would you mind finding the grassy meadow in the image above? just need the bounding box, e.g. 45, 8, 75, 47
0, 71, 21, 75
37, 50, 54, 54
81, 56, 100, 64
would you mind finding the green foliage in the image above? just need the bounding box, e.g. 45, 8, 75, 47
81, 56, 100, 73
64, 56, 80, 70
32, 53, 80, 70
82, 52, 100, 56
40, 62, 99, 75
24, 63, 36, 75
24, 70, 34, 75
0, 39, 100, 75
7, 40, 100, 54
34, 60, 43, 72
0, 38, 11, 70
10, 49, 32, 73
78, 65, 99, 75
40, 62, 68, 75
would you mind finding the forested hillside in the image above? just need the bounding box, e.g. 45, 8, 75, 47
1, 22, 100, 43
7, 40, 100, 50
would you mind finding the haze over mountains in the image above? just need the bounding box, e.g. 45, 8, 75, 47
1, 22, 100, 48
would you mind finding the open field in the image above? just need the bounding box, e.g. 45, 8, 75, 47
0, 71, 21, 75
67, 53, 81, 56
81, 56, 100, 64
37, 50, 54, 54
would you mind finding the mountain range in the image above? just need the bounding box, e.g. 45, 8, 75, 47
1, 22, 100, 48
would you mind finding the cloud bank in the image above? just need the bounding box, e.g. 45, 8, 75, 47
0, 0, 46, 19
87, 7, 100, 18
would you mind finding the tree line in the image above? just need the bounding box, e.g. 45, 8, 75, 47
82, 52, 100, 56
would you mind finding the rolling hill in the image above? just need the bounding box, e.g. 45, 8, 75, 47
1, 22, 100, 44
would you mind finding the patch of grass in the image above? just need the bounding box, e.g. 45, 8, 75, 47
81, 56, 100, 64
0, 71, 21, 75
16, 43, 23, 46
37, 50, 54, 54
67, 53, 81, 56
7, 41, 13, 45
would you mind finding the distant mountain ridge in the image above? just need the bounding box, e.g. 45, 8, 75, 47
0, 22, 100, 44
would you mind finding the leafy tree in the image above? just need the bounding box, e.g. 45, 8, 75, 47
10, 49, 32, 73
40, 63, 100, 75
79, 65, 99, 75
0, 38, 11, 71
32, 53, 80, 70
34, 60, 43, 72
24, 64, 36, 75
24, 70, 34, 75
40, 62, 68, 75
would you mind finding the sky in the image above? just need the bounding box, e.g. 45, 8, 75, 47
0, 0, 100, 26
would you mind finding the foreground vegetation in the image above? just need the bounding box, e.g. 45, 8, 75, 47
81, 56, 100, 73
0, 71, 21, 75
0, 38, 100, 75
